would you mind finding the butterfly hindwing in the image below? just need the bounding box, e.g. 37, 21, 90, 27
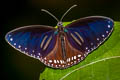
5, 25, 57, 59
65, 16, 114, 56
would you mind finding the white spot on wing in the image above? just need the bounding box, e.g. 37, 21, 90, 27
44, 57, 46, 60
18, 45, 21, 48
106, 31, 109, 33
32, 50, 35, 53
54, 60, 56, 63
71, 62, 73, 64
97, 38, 99, 41
86, 47, 88, 50
14, 43, 16, 46
38, 53, 41, 56
68, 63, 70, 65
49, 60, 52, 63
71, 57, 74, 60
10, 38, 13, 41
68, 58, 70, 62
108, 25, 110, 28
88, 49, 90, 52
102, 35, 105, 37
78, 54, 81, 57
60, 60, 63, 64
57, 60, 59, 63
25, 48, 27, 50
74, 56, 76, 59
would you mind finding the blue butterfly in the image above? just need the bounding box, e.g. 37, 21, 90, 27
5, 5, 114, 69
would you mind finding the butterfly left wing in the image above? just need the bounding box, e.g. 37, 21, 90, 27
64, 16, 114, 65
5, 25, 57, 61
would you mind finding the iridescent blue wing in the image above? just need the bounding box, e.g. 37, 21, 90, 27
65, 16, 114, 60
5, 25, 57, 60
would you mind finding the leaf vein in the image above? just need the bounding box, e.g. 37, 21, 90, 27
60, 56, 120, 80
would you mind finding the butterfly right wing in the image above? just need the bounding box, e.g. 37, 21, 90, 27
60, 16, 114, 68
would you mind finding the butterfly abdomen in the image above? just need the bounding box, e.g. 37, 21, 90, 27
60, 34, 67, 60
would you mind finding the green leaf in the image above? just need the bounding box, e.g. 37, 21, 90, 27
39, 21, 120, 80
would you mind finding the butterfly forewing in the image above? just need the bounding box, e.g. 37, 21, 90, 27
5, 25, 57, 62
64, 16, 114, 65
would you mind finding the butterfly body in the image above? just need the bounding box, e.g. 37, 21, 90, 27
42, 26, 84, 68
5, 5, 114, 69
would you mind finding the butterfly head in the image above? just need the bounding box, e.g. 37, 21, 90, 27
57, 21, 63, 27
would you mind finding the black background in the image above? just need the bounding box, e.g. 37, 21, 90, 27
1, 0, 120, 80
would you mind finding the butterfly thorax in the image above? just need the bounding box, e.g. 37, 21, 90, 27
56, 22, 67, 60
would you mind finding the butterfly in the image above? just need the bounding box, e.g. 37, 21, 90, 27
5, 5, 114, 69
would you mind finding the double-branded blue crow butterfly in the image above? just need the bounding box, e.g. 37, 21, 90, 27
5, 5, 114, 69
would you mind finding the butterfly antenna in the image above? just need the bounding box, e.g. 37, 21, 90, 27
41, 9, 59, 22
60, 5, 77, 21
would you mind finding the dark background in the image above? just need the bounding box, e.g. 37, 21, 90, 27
1, 0, 120, 80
